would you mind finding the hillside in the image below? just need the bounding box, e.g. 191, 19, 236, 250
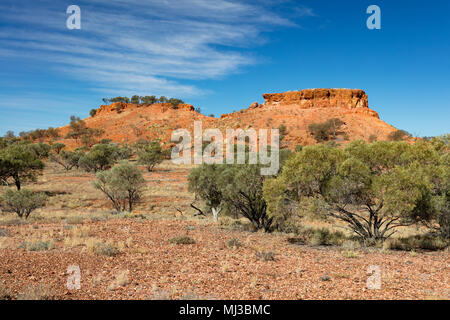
55, 89, 398, 149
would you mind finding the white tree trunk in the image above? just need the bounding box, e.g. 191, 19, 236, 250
212, 207, 221, 223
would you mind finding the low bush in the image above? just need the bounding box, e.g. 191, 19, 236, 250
383, 235, 448, 251
16, 284, 55, 300
227, 238, 242, 248
0, 282, 13, 300
387, 129, 412, 141
169, 236, 195, 245
308, 118, 345, 142
0, 228, 11, 237
286, 227, 347, 246
255, 250, 275, 261
19, 239, 54, 251
0, 189, 47, 219
93, 242, 120, 257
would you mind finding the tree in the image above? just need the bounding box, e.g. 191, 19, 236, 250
27, 142, 51, 159
263, 141, 446, 241
188, 164, 225, 222
130, 95, 141, 104
50, 150, 83, 171
387, 129, 412, 141
51, 143, 66, 154
219, 164, 273, 231
159, 96, 168, 103
66, 116, 87, 141
168, 98, 184, 108
78, 143, 129, 172
78, 143, 119, 172
137, 140, 165, 171
89, 109, 97, 117
0, 189, 47, 219
0, 144, 44, 190
141, 96, 157, 105
92, 161, 145, 212
4, 131, 15, 139
308, 118, 345, 142
188, 162, 273, 230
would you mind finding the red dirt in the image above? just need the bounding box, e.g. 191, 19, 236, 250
52, 89, 399, 149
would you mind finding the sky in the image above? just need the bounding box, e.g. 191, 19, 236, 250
0, 0, 449, 137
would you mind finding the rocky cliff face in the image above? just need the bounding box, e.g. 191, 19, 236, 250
262, 89, 378, 118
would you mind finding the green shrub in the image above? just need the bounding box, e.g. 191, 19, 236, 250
89, 109, 97, 117
0, 228, 11, 237
0, 282, 13, 300
78, 143, 124, 172
0, 189, 47, 219
255, 250, 275, 261
17, 285, 55, 300
387, 129, 412, 141
93, 242, 120, 256
19, 240, 54, 251
227, 238, 242, 248
308, 118, 345, 142
309, 228, 346, 246
169, 236, 195, 245
137, 140, 165, 171
51, 143, 66, 154
0, 143, 44, 190
92, 161, 145, 212
383, 235, 448, 251
264, 140, 448, 241
50, 149, 84, 171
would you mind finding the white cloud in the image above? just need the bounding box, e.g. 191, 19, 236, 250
0, 0, 311, 97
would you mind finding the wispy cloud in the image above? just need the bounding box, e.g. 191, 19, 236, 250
0, 0, 310, 97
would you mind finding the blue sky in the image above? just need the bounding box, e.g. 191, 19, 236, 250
0, 0, 449, 137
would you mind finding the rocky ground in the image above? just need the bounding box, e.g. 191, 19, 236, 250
0, 161, 448, 300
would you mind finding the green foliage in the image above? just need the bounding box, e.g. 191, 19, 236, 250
188, 164, 224, 221
286, 227, 347, 246
4, 131, 15, 139
387, 129, 412, 141
130, 95, 141, 104
19, 127, 59, 141
93, 242, 120, 256
141, 95, 157, 105
226, 238, 242, 248
137, 140, 165, 171
188, 163, 273, 230
50, 149, 84, 171
19, 240, 54, 251
255, 250, 275, 261
78, 143, 130, 172
103, 95, 183, 106
168, 98, 184, 108
383, 235, 448, 251
110, 97, 130, 104
219, 164, 272, 231
27, 142, 51, 159
263, 140, 449, 240
65, 115, 104, 145
51, 143, 66, 154
278, 124, 288, 143
89, 109, 97, 117
308, 118, 345, 142
169, 236, 195, 245
92, 161, 145, 212
0, 189, 47, 219
0, 143, 44, 190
